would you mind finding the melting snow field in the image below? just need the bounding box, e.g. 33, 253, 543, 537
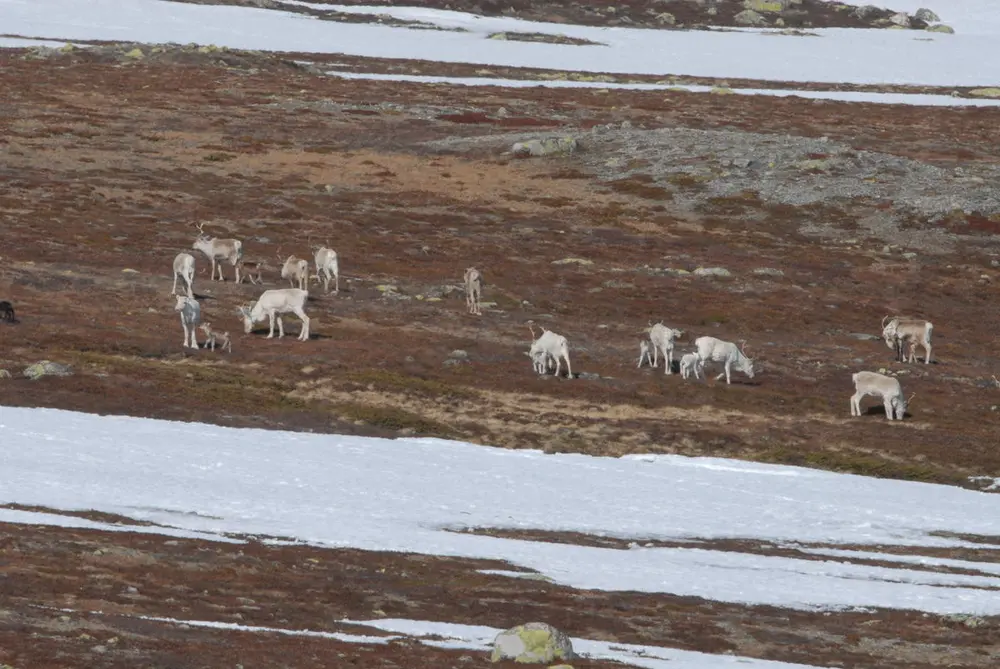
2, 0, 1000, 100
3, 406, 1000, 618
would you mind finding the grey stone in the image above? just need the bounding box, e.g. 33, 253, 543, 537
491, 622, 575, 663
693, 267, 732, 277
914, 8, 940, 22
848, 333, 881, 341
889, 12, 911, 27
734, 9, 767, 25
512, 137, 578, 157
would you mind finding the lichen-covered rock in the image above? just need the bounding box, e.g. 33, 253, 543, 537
743, 0, 788, 12
491, 622, 575, 664
512, 137, 578, 157
734, 9, 767, 25
23, 361, 73, 380
914, 8, 940, 22
889, 12, 910, 27
968, 87, 1000, 98
0, 369, 12, 379
851, 4, 879, 19
655, 11, 676, 25
694, 267, 732, 277
123, 47, 144, 60
926, 24, 955, 33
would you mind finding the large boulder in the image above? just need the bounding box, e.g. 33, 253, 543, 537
491, 622, 575, 663
734, 9, 767, 25
23, 360, 73, 380
914, 7, 940, 22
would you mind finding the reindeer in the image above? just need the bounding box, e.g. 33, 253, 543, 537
174, 295, 201, 349
192, 222, 243, 283
0, 300, 15, 323
850, 370, 913, 420
649, 322, 685, 374
237, 259, 266, 285
198, 322, 232, 353
237, 288, 310, 341
171, 252, 195, 298
526, 324, 572, 378
464, 267, 483, 315
312, 245, 340, 294
679, 352, 702, 380
694, 336, 755, 384
278, 249, 309, 291
637, 340, 654, 368
881, 315, 933, 365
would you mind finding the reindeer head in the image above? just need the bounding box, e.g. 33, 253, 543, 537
174, 295, 189, 311
738, 340, 756, 378
236, 304, 255, 333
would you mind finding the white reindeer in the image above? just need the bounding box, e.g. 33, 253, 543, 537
237, 288, 310, 341
464, 267, 483, 315
649, 322, 685, 374
881, 315, 933, 365
171, 252, 195, 298
278, 250, 310, 291
637, 340, 654, 368
679, 352, 702, 380
850, 371, 913, 420
312, 246, 340, 294
192, 222, 243, 282
526, 324, 572, 378
694, 336, 755, 384
198, 322, 232, 353
174, 295, 201, 349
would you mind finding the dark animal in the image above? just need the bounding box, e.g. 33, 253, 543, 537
0, 300, 15, 323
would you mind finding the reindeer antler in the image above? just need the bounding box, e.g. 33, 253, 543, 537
881, 314, 890, 329
195, 221, 206, 235
527, 323, 537, 339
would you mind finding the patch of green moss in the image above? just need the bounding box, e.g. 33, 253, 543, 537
344, 370, 474, 400
334, 402, 455, 437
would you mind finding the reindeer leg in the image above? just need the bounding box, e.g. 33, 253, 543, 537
277, 315, 285, 339
266, 312, 276, 338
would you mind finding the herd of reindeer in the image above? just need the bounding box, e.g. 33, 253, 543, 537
0, 222, 932, 422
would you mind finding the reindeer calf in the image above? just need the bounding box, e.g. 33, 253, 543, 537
679, 352, 702, 380
464, 267, 483, 315
198, 322, 232, 353
637, 340, 654, 368
881, 315, 933, 365
527, 325, 572, 378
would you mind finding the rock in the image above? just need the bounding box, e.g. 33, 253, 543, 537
743, 0, 787, 12
693, 267, 732, 277
752, 267, 784, 277
449, 349, 469, 359
375, 284, 398, 293
23, 361, 73, 380
889, 12, 910, 27
968, 88, 1000, 98
512, 137, 578, 157
551, 257, 593, 266
925, 24, 954, 33
123, 47, 144, 60
902, 252, 918, 260
655, 12, 676, 24
734, 9, 767, 25
914, 8, 940, 22
578, 372, 601, 380
121, 268, 139, 273
710, 86, 735, 94
732, 157, 752, 168
851, 4, 878, 19
848, 333, 881, 341
488, 32, 508, 40
0, 369, 11, 379
491, 622, 575, 664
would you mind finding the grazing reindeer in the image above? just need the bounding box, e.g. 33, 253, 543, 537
526, 324, 572, 378
171, 252, 196, 298
637, 340, 654, 368
237, 288, 310, 341
694, 336, 755, 384
881, 315, 933, 364
850, 371, 913, 420
198, 322, 232, 353
312, 245, 340, 294
174, 295, 201, 349
237, 259, 266, 285
0, 300, 15, 323
278, 249, 309, 291
192, 222, 243, 282
464, 267, 483, 315
649, 322, 685, 374
679, 352, 702, 380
